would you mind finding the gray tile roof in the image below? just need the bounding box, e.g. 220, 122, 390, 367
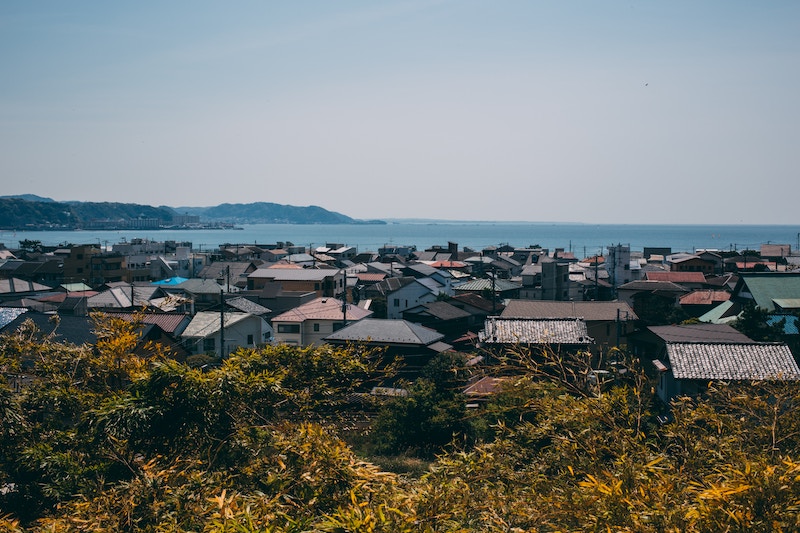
225, 296, 271, 315
455, 278, 521, 292
480, 317, 591, 345
666, 342, 800, 381
324, 318, 444, 346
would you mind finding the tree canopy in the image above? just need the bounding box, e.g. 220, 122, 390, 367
2, 316, 800, 531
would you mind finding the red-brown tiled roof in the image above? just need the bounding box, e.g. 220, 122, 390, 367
645, 272, 706, 283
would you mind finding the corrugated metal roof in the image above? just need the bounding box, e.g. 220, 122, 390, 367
480, 317, 591, 345
737, 273, 800, 312
667, 342, 800, 380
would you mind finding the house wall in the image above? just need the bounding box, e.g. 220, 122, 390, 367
187, 316, 272, 355
387, 282, 438, 320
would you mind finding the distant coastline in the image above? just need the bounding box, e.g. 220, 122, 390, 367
3, 222, 798, 256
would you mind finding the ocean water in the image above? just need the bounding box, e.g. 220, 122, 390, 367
2, 222, 799, 256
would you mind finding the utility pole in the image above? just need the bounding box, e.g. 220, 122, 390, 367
219, 289, 225, 359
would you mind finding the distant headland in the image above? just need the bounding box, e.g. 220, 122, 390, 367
0, 195, 385, 230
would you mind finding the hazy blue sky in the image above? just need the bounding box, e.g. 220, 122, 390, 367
2, 1, 799, 224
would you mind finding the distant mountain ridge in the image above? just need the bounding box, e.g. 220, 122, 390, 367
0, 196, 383, 229
174, 202, 369, 224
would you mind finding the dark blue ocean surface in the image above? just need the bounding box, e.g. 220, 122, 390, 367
2, 222, 799, 255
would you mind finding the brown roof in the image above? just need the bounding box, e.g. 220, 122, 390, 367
356, 273, 387, 282
502, 300, 638, 321
648, 323, 753, 343
464, 376, 513, 396
272, 297, 372, 322
679, 290, 731, 306
645, 272, 707, 283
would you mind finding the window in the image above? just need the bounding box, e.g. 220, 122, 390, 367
313, 323, 320, 332
277, 324, 300, 334
247, 334, 254, 345
203, 338, 215, 352
393, 298, 400, 307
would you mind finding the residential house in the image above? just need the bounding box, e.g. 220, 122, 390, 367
645, 271, 707, 291
324, 318, 451, 381
454, 277, 521, 301
271, 296, 372, 346
616, 280, 689, 325
247, 267, 345, 297
198, 261, 262, 290
729, 272, 800, 312
501, 300, 638, 354
667, 254, 716, 275
224, 296, 271, 317
627, 323, 754, 362
385, 277, 450, 320
679, 289, 731, 317
653, 342, 800, 404
402, 301, 472, 342
479, 316, 593, 354
181, 311, 273, 356
166, 278, 227, 311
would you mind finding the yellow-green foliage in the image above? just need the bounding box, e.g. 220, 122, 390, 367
2, 321, 800, 532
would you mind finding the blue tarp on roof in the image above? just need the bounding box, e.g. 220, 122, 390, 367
768, 314, 800, 335
152, 277, 189, 286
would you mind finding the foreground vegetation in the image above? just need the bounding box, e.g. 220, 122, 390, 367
1, 314, 800, 531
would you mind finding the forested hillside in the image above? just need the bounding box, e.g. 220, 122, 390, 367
1, 315, 799, 531
0, 198, 173, 229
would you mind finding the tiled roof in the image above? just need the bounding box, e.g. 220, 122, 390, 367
501, 301, 638, 321
225, 296, 271, 315
617, 280, 689, 293
411, 301, 470, 321
666, 342, 800, 380
648, 323, 753, 343
455, 278, 521, 292
248, 268, 338, 281
480, 317, 591, 345
450, 293, 499, 314
464, 376, 513, 396
356, 273, 386, 283
272, 297, 372, 322
104, 311, 190, 335
679, 290, 731, 306
182, 312, 253, 338
325, 318, 444, 346
0, 307, 27, 329
645, 272, 707, 283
